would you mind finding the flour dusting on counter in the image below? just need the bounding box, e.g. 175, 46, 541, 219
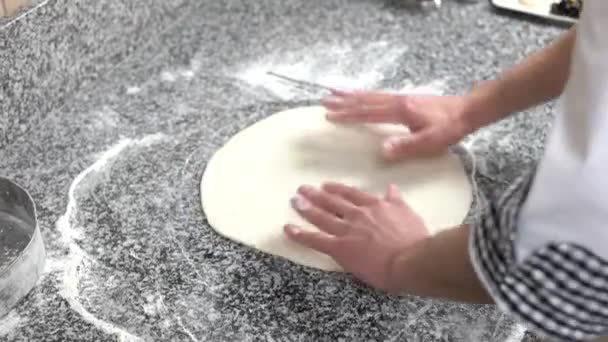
504, 324, 526, 342
142, 293, 168, 317
161, 71, 177, 83
396, 79, 447, 95
161, 60, 201, 84
126, 86, 142, 95
0, 311, 24, 337
233, 41, 407, 100
55, 133, 168, 342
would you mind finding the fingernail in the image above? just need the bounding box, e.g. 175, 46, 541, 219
292, 195, 310, 210
284, 225, 301, 235
323, 96, 344, 105
298, 185, 315, 194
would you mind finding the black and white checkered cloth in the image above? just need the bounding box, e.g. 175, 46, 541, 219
470, 172, 608, 341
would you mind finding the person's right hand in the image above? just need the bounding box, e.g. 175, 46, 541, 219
322, 89, 475, 160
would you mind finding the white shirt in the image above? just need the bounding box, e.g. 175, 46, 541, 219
516, 0, 608, 262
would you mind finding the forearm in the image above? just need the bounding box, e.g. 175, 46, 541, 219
462, 28, 577, 132
390, 225, 493, 304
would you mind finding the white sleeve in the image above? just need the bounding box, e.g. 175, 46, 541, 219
471, 1, 608, 340
517, 0, 608, 264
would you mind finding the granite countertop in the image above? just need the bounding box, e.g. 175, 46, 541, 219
0, 1, 564, 341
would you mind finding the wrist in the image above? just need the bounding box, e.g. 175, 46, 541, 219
386, 236, 433, 294
460, 80, 506, 133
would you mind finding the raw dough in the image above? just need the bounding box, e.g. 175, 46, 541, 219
201, 106, 472, 271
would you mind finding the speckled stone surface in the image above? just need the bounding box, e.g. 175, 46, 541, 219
0, 0, 567, 341
0, 0, 192, 150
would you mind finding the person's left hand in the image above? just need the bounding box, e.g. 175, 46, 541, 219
284, 182, 430, 292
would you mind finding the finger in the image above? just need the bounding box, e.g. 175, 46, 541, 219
322, 182, 378, 206
324, 91, 404, 124
351, 90, 397, 105
291, 195, 348, 236
381, 130, 445, 160
321, 95, 349, 111
284, 224, 337, 255
298, 185, 358, 217
329, 88, 354, 97
322, 90, 371, 111
384, 184, 403, 203
326, 104, 401, 124
322, 91, 362, 112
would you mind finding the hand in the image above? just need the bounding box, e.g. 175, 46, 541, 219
284, 182, 430, 292
322, 89, 474, 160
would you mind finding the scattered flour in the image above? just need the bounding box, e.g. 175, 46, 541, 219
176, 317, 200, 342
504, 324, 527, 342
142, 293, 168, 318
89, 107, 121, 129
55, 133, 168, 342
161, 60, 201, 83
233, 41, 424, 101
161, 71, 177, 83
180, 60, 201, 79
394, 79, 447, 95
43, 257, 62, 274
180, 70, 195, 79
126, 86, 142, 95
0, 311, 24, 337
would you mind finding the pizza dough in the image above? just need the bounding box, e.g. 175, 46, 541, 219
201, 106, 472, 271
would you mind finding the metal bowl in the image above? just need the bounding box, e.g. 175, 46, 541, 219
0, 177, 45, 317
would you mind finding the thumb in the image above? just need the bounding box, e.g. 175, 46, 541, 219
381, 130, 437, 160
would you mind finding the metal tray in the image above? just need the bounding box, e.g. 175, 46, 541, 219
491, 0, 577, 24
0, 177, 45, 317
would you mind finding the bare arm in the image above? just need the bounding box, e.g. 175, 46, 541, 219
322, 28, 577, 159
390, 225, 492, 304
285, 182, 493, 304
463, 28, 577, 132
298, 28, 578, 303
385, 31, 578, 302
383, 30, 578, 302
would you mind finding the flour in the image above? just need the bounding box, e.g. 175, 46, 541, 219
161, 60, 200, 83
234, 41, 417, 101
142, 293, 168, 318
161, 71, 177, 83
89, 107, 120, 129
180, 60, 201, 80
126, 86, 142, 95
55, 133, 168, 342
180, 70, 195, 79
395, 79, 447, 95
504, 324, 527, 342
0, 311, 24, 337
176, 317, 200, 342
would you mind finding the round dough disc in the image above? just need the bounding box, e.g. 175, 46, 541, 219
201, 106, 472, 271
